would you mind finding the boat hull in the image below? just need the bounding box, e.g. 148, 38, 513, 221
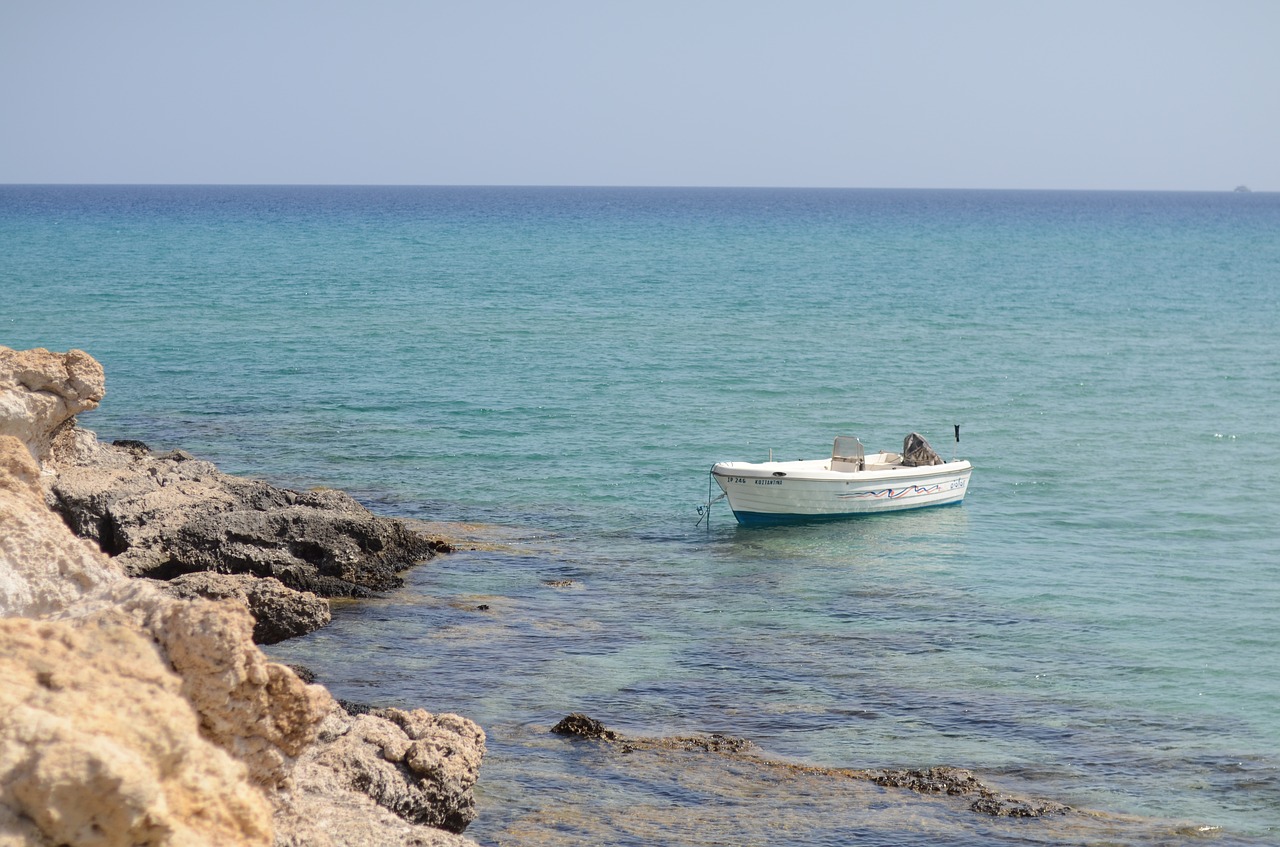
711, 459, 972, 526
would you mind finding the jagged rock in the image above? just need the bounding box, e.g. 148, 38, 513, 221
873, 766, 985, 795
273, 741, 484, 847
0, 613, 276, 847
0, 437, 122, 618
552, 712, 619, 740
0, 346, 104, 465
968, 793, 1071, 817
157, 572, 332, 644
292, 704, 487, 834
48, 433, 439, 597
0, 347, 487, 847
871, 766, 1068, 816
127, 593, 334, 789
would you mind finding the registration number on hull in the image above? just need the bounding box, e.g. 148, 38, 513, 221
724, 477, 782, 486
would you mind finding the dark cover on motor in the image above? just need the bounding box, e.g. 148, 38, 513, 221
902, 432, 944, 466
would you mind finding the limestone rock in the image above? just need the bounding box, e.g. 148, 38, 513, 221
1, 347, 487, 846
128, 594, 334, 788
0, 615, 274, 847
0, 346, 104, 465
293, 704, 487, 834
0, 436, 122, 618
156, 572, 332, 645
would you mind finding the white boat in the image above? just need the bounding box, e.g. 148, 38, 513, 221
710, 432, 972, 526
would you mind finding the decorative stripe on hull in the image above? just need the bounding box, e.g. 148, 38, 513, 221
710, 461, 972, 526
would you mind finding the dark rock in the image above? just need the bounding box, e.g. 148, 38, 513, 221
969, 794, 1070, 818
874, 767, 1069, 817
549, 714, 750, 753
157, 448, 196, 462
873, 766, 985, 795
155, 572, 332, 644
49, 431, 438, 604
551, 714, 1073, 823
286, 664, 316, 684
551, 713, 618, 741
666, 733, 753, 754
111, 439, 151, 455
337, 699, 375, 716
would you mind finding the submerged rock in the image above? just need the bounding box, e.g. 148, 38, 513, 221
874, 766, 1068, 816
552, 712, 620, 741
551, 713, 750, 753
552, 713, 1069, 821
873, 766, 985, 795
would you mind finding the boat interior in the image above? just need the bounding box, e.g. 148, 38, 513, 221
828, 434, 943, 472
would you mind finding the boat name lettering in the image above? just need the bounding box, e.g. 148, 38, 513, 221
754, 479, 782, 486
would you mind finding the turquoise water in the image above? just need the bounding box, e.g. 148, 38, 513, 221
4, 186, 1278, 844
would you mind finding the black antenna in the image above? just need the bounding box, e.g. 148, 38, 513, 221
953, 424, 960, 461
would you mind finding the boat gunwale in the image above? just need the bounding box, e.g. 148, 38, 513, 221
711, 458, 972, 485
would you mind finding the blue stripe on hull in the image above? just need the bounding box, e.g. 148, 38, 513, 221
729, 499, 965, 526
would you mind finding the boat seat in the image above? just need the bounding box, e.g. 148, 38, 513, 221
831, 435, 865, 472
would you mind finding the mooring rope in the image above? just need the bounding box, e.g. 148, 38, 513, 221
695, 466, 726, 528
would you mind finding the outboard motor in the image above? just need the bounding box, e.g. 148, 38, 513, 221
902, 432, 944, 467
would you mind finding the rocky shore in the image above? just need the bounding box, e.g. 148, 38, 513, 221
4, 345, 1157, 846
0, 346, 486, 847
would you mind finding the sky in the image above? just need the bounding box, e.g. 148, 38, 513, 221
2, 1, 1276, 190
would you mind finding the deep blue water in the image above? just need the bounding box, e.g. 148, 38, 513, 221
4, 185, 1279, 844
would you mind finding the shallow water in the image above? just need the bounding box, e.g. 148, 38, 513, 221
4, 185, 1278, 843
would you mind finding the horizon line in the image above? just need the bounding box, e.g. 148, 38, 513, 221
0, 182, 1268, 194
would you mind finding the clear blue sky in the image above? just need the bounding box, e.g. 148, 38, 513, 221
2, 1, 1276, 189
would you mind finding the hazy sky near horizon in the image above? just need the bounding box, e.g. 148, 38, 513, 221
2, 1, 1276, 190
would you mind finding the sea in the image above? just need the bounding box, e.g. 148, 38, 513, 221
3, 185, 1278, 845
